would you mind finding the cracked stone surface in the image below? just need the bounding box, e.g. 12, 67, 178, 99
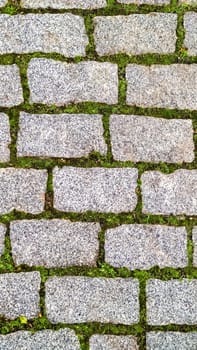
0, 272, 40, 320
10, 219, 100, 267
94, 14, 177, 55
45, 277, 140, 324
0, 113, 11, 162
89, 335, 139, 350
146, 332, 197, 350
17, 112, 107, 158
21, 0, 107, 9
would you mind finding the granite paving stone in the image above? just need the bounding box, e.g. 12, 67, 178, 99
141, 170, 197, 215
28, 59, 118, 105
110, 115, 194, 163
0, 329, 81, 350
117, 0, 170, 4
0, 223, 6, 257
0, 272, 40, 320
89, 335, 139, 350
0, 14, 88, 57
184, 12, 197, 56
21, 0, 107, 9
147, 279, 197, 325
45, 277, 139, 324
17, 112, 107, 158
146, 332, 197, 350
94, 14, 177, 56
105, 225, 188, 270
0, 0, 6, 6
193, 227, 197, 267
10, 219, 100, 267
53, 167, 138, 213
126, 64, 197, 110
0, 65, 23, 107
0, 113, 11, 162
0, 168, 47, 215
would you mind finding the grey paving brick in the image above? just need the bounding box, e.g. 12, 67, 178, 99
94, 14, 177, 56
146, 332, 197, 350
28, 59, 118, 106
0, 113, 11, 162
117, 0, 169, 4
147, 279, 197, 325
17, 112, 107, 158
21, 0, 107, 9
141, 170, 197, 215
0, 65, 23, 107
126, 64, 197, 110
0, 224, 6, 257
53, 167, 138, 213
193, 227, 197, 267
0, 272, 40, 320
0, 329, 80, 350
0, 0, 7, 6
89, 335, 139, 350
0, 168, 47, 215
46, 277, 139, 324
0, 14, 88, 57
105, 225, 188, 270
184, 12, 197, 56
110, 115, 194, 163
10, 219, 100, 268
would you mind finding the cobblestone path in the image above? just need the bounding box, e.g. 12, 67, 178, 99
0, 0, 196, 349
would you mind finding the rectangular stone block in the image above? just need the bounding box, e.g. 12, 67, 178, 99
21, 0, 107, 9
45, 277, 139, 324
53, 167, 138, 213
28, 59, 118, 105
17, 113, 107, 158
126, 64, 197, 110
117, 0, 170, 4
0, 113, 11, 162
147, 279, 197, 325
0, 223, 6, 256
0, 65, 23, 107
0, 272, 40, 320
105, 225, 188, 270
0, 329, 80, 350
0, 168, 47, 215
10, 219, 100, 267
110, 115, 194, 163
147, 332, 197, 350
90, 335, 138, 350
184, 12, 197, 56
94, 14, 177, 56
141, 170, 197, 215
193, 227, 197, 267
0, 14, 88, 57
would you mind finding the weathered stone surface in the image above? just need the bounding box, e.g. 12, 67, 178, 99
0, 65, 23, 107
0, 224, 6, 257
193, 227, 197, 267
126, 64, 197, 110
21, 0, 107, 9
94, 14, 177, 56
0, 329, 80, 350
117, 0, 169, 4
0, 168, 47, 215
146, 332, 197, 350
0, 0, 7, 6
0, 14, 88, 57
53, 167, 138, 213
28, 59, 118, 105
184, 12, 197, 56
46, 277, 139, 324
17, 112, 107, 158
89, 335, 139, 350
105, 225, 188, 270
147, 279, 197, 325
0, 272, 40, 320
141, 170, 197, 215
0, 113, 11, 162
10, 219, 100, 267
110, 115, 194, 163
